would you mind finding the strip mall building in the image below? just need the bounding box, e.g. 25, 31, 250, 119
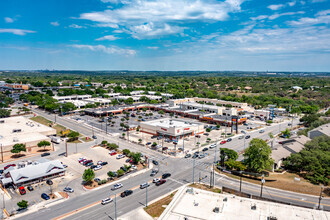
140, 118, 205, 140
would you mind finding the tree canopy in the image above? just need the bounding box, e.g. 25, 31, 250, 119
243, 138, 274, 173
82, 168, 95, 183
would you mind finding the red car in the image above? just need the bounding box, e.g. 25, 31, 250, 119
83, 160, 92, 165
19, 186, 26, 195
4, 164, 16, 170
220, 140, 227, 145
156, 179, 166, 186
109, 151, 117, 156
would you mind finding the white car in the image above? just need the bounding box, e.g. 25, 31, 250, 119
116, 154, 125, 159
94, 165, 102, 171
209, 144, 216, 149
153, 178, 160, 183
63, 187, 74, 193
97, 161, 103, 165
101, 198, 113, 205
238, 135, 244, 139
111, 183, 123, 190
131, 165, 137, 170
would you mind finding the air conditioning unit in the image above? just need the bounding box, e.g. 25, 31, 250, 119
13, 137, 19, 142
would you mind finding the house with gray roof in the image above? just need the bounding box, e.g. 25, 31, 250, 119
308, 123, 330, 139
1, 159, 65, 187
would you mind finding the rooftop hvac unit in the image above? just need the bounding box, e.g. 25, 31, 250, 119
13, 137, 18, 142
0, 120, 4, 124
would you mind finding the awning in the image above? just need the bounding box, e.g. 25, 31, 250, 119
1, 178, 13, 185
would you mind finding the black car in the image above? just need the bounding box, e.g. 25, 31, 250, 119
27, 186, 34, 191
90, 165, 97, 169
245, 135, 251, 139
192, 154, 198, 159
101, 161, 108, 166
0, 169, 3, 174
185, 154, 191, 158
152, 160, 159, 165
227, 138, 232, 142
125, 158, 131, 163
120, 190, 133, 197
162, 173, 171, 179
46, 179, 53, 185
120, 166, 127, 172
92, 135, 97, 139
41, 152, 50, 157
202, 147, 208, 152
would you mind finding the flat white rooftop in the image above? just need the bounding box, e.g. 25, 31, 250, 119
160, 186, 329, 220
142, 118, 200, 128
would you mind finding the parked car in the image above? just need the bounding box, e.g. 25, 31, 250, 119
209, 144, 216, 149
19, 186, 26, 195
90, 165, 97, 169
202, 147, 208, 152
192, 154, 198, 159
203, 133, 209, 136
220, 140, 227, 145
131, 165, 137, 170
259, 130, 265, 133
27, 186, 34, 191
109, 151, 117, 156
153, 178, 160, 183
241, 130, 247, 134
121, 190, 133, 197
92, 135, 97, 139
4, 164, 16, 170
41, 152, 50, 157
83, 160, 93, 165
199, 154, 205, 159
41, 193, 50, 200
111, 183, 123, 190
245, 135, 251, 139
162, 173, 171, 179
238, 135, 244, 139
116, 154, 125, 159
185, 154, 191, 158
86, 162, 94, 167
63, 164, 68, 168
46, 179, 53, 185
140, 183, 150, 189
101, 161, 108, 166
94, 165, 102, 171
227, 138, 232, 142
152, 160, 159, 165
63, 187, 74, 193
150, 168, 158, 176
97, 161, 103, 165
0, 170, 3, 174
101, 198, 113, 205
94, 178, 101, 182
120, 166, 127, 172
125, 158, 131, 163
156, 179, 166, 186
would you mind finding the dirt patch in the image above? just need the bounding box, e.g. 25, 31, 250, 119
49, 193, 58, 200
83, 180, 99, 189
144, 191, 177, 218
189, 183, 222, 193
217, 169, 328, 197
58, 192, 69, 199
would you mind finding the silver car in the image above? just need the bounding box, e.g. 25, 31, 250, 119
101, 198, 113, 205
111, 183, 123, 190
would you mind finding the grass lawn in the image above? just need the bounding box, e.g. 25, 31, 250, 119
67, 139, 82, 143
144, 191, 177, 218
30, 116, 52, 126
82, 137, 93, 142
217, 169, 327, 197
189, 183, 222, 193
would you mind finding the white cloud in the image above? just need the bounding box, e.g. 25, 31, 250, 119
94, 23, 119, 28
79, 0, 245, 38
129, 22, 183, 39
113, 29, 124, 33
71, 44, 136, 56
251, 15, 268, 20
288, 1, 296, 6
267, 4, 285, 10
69, 24, 85, 29
289, 10, 330, 25
4, 17, 14, 23
269, 11, 305, 20
50, 21, 60, 26
95, 35, 119, 41
147, 46, 159, 50
0, 28, 36, 35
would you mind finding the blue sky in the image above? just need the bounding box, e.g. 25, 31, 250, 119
0, 0, 329, 71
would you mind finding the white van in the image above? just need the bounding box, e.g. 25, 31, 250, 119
51, 136, 61, 144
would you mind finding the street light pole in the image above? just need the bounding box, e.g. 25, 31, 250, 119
192, 156, 195, 184
260, 174, 265, 197
146, 183, 148, 207
318, 185, 324, 210
115, 194, 117, 220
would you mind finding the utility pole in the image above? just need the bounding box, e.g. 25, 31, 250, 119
75, 143, 77, 154
210, 170, 213, 188
146, 183, 148, 207
115, 194, 117, 220
65, 139, 68, 157
318, 185, 324, 210
1, 144, 3, 162
260, 174, 265, 197
105, 120, 108, 134
239, 171, 242, 192
192, 157, 195, 184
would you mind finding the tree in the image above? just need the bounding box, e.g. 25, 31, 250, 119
122, 133, 126, 138
83, 168, 95, 184
243, 138, 274, 173
130, 152, 142, 164
281, 128, 291, 138
101, 140, 108, 146
268, 132, 274, 149
206, 128, 211, 132
0, 109, 10, 118
17, 200, 28, 209
117, 169, 125, 177
37, 140, 51, 151
224, 160, 247, 171
122, 149, 130, 156
138, 138, 142, 143
170, 113, 174, 117
107, 143, 119, 150
220, 148, 238, 166
68, 131, 79, 138
11, 143, 26, 156
107, 171, 116, 178
300, 114, 319, 127
158, 110, 165, 114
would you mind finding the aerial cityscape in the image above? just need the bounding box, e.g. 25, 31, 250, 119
0, 0, 330, 220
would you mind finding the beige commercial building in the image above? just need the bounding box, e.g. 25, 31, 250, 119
0, 116, 56, 156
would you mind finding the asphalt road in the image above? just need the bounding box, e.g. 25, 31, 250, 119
16, 109, 329, 220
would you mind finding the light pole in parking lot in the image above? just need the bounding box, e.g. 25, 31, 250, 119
318, 185, 324, 210
114, 194, 117, 220
146, 182, 148, 207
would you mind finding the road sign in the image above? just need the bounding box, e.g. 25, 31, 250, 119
61, 129, 70, 135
